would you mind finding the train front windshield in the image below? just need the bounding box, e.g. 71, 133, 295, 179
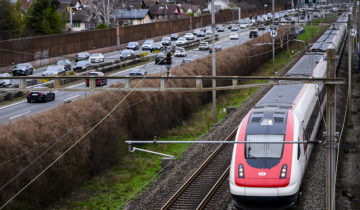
246, 135, 284, 158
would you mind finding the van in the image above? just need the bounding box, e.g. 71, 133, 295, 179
86, 72, 107, 87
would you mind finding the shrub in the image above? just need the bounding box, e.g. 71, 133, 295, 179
95, 23, 108, 30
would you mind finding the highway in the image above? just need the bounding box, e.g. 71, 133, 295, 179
0, 25, 270, 123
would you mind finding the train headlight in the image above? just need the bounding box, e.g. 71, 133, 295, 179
280, 164, 287, 179
238, 164, 245, 178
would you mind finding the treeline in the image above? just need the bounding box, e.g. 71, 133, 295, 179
0, 0, 65, 40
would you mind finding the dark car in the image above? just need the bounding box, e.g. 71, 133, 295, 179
120, 49, 135, 59
86, 71, 107, 87
73, 60, 91, 72
300, 14, 305, 19
161, 37, 172, 46
181, 58, 192, 64
151, 43, 164, 52
249, 31, 258, 38
75, 52, 90, 62
170, 33, 179, 41
27, 88, 55, 103
127, 42, 140, 50
155, 52, 167, 65
197, 31, 205, 37
57, 59, 72, 71
12, 63, 33, 76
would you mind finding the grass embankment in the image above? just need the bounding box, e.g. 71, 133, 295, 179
53, 23, 329, 210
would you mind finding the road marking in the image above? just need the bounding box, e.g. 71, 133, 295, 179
0, 100, 27, 110
67, 83, 83, 88
9, 111, 31, 120
64, 95, 80, 101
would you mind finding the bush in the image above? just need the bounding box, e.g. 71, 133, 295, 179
95, 23, 108, 30
139, 52, 149, 57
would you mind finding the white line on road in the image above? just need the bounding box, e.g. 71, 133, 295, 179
64, 95, 80, 101
0, 100, 27, 110
9, 111, 31, 120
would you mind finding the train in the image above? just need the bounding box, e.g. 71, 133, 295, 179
229, 13, 348, 209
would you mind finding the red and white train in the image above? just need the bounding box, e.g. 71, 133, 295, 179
229, 14, 348, 209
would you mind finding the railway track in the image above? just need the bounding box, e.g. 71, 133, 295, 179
161, 128, 237, 210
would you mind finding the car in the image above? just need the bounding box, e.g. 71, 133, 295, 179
141, 40, 154, 51
199, 42, 210, 51
42, 65, 65, 76
258, 24, 266, 31
229, 32, 239, 40
120, 49, 135, 59
193, 29, 201, 35
176, 37, 187, 46
27, 87, 55, 103
205, 30, 212, 35
217, 25, 225, 32
129, 68, 147, 76
240, 23, 248, 29
56, 59, 72, 71
75, 52, 90, 62
161, 37, 171, 46
127, 42, 140, 50
231, 26, 239, 31
184, 33, 195, 40
209, 45, 222, 53
151, 42, 164, 52
0, 73, 12, 87
181, 58, 192, 64
12, 63, 33, 76
197, 31, 205, 37
300, 14, 305, 19
73, 60, 91, 72
155, 52, 167, 64
249, 31, 258, 38
86, 71, 107, 87
170, 33, 179, 41
174, 47, 187, 57
89, 53, 105, 63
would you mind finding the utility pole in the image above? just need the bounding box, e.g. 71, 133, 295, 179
348, 14, 353, 127
211, 0, 217, 125
357, 1, 359, 50
238, 7, 241, 24
272, 0, 275, 74
325, 47, 336, 210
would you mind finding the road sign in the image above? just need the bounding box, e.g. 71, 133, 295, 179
350, 29, 357, 37
270, 30, 277, 38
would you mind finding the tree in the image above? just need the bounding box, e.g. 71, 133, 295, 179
24, 0, 65, 36
95, 23, 108, 30
88, 0, 118, 26
0, 0, 23, 40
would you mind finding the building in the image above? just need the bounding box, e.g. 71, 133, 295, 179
112, 9, 152, 26
148, 4, 181, 20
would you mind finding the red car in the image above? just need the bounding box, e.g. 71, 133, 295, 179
86, 72, 107, 87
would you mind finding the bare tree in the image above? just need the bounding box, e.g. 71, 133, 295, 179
88, 0, 118, 26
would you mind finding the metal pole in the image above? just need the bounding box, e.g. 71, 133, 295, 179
211, 0, 217, 125
70, 6, 73, 31
325, 47, 336, 210
238, 7, 241, 24
348, 14, 353, 127
357, 1, 360, 50
272, 0, 275, 74
287, 28, 289, 59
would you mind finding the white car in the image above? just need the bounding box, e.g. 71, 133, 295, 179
42, 65, 65, 76
129, 68, 147, 76
176, 37, 187, 46
184, 33, 195, 40
89, 53, 105, 63
240, 23, 248, 29
174, 47, 187, 57
0, 73, 12, 87
229, 32, 239, 40
205, 30, 212, 35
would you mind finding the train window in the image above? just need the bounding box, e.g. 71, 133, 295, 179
246, 135, 284, 158
297, 143, 301, 160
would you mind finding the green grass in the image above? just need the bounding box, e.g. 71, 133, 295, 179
53, 23, 330, 210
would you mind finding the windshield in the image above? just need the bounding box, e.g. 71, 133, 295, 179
246, 135, 284, 158
162, 37, 170, 41
92, 53, 100, 56
178, 38, 186, 41
77, 61, 87, 66
46, 66, 58, 71
15, 63, 27, 67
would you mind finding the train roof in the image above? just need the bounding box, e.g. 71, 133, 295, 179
286, 54, 323, 76
310, 29, 338, 52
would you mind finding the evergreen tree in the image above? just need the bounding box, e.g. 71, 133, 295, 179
0, 0, 22, 40
25, 0, 65, 36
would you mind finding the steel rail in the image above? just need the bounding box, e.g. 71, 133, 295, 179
160, 127, 237, 210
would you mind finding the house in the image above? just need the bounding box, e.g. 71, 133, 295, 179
148, 4, 181, 20
117, 0, 145, 9
112, 9, 152, 26
66, 8, 97, 31
178, 3, 202, 16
